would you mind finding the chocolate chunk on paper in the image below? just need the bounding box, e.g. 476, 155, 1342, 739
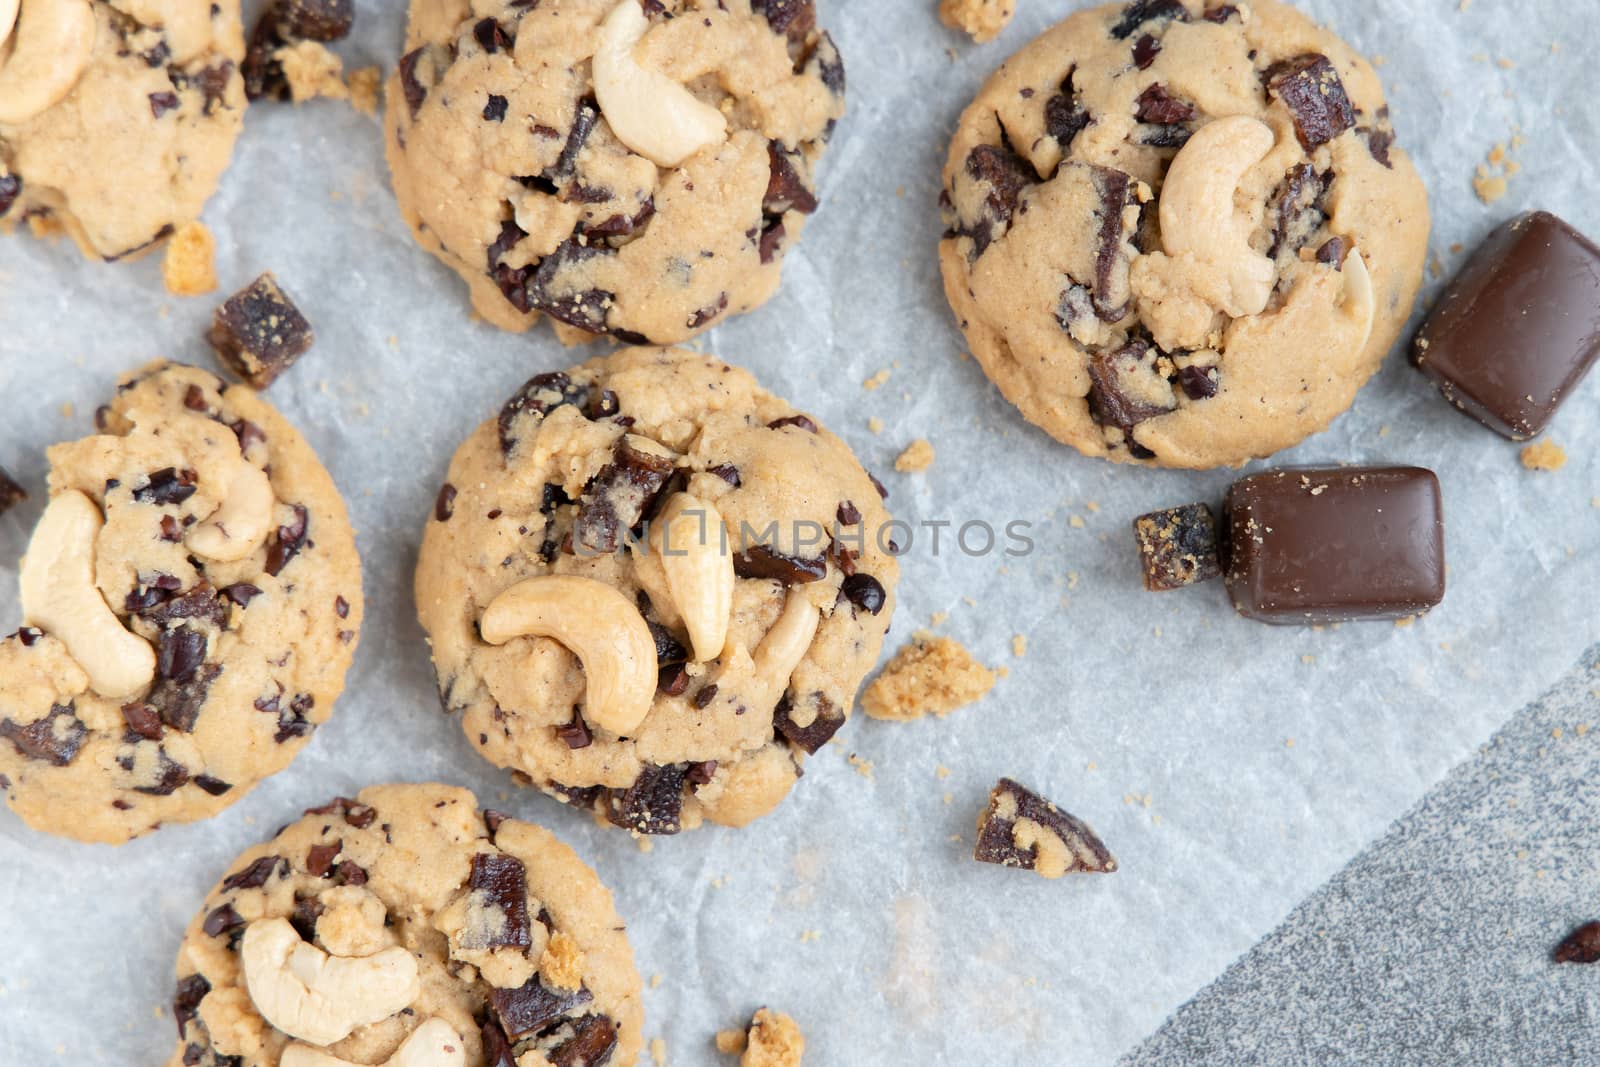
974, 778, 1117, 878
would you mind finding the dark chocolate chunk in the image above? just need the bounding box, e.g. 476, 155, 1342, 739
840, 573, 887, 614
473, 17, 512, 53
193, 775, 233, 796
1091, 167, 1136, 321
150, 663, 222, 732
221, 583, 263, 607
435, 483, 458, 522
685, 761, 718, 786
265, 504, 309, 577
288, 894, 324, 943
1266, 54, 1355, 151
203, 903, 246, 939
1110, 0, 1187, 39
275, 0, 355, 41
122, 701, 166, 741
1176, 364, 1219, 400
1554, 922, 1600, 964
149, 91, 181, 118
489, 977, 594, 1040
607, 763, 686, 835
1088, 339, 1176, 438
774, 695, 842, 754
127, 746, 191, 795
1203, 4, 1241, 22
974, 778, 1118, 875
764, 141, 818, 216
172, 974, 210, 1036
550, 1015, 620, 1067
498, 372, 593, 455
0, 174, 21, 218
304, 796, 377, 827
221, 855, 285, 890
1134, 84, 1195, 125
648, 622, 690, 667
481, 1019, 519, 1067
768, 414, 818, 433
207, 273, 314, 390
134, 582, 230, 629
962, 142, 1036, 256
1414, 211, 1600, 439
1132, 504, 1223, 592
484, 94, 509, 122
1268, 163, 1332, 262
1224, 467, 1446, 625
157, 625, 209, 682
575, 438, 675, 554
0, 705, 86, 766
733, 544, 828, 584
397, 47, 431, 117
692, 684, 719, 710
134, 467, 198, 506
658, 664, 690, 697
754, 0, 816, 41
468, 853, 532, 948
306, 840, 342, 877
1044, 69, 1090, 152
0, 467, 24, 514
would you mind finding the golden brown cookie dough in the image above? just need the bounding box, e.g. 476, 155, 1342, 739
725, 1009, 804, 1066
384, 0, 845, 345
416, 347, 898, 834
939, 0, 1429, 468
0, 362, 362, 844
861, 635, 996, 722
0, 0, 246, 261
939, 0, 1016, 44
166, 783, 643, 1067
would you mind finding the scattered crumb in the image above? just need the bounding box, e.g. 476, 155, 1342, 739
1285, 738, 1296, 748
1552, 727, 1565, 740
867, 416, 884, 434
538, 932, 585, 991
59, 402, 74, 419
162, 221, 217, 297
651, 1036, 668, 1066
1011, 634, 1027, 658
935, 765, 952, 779
1301, 654, 1316, 665
1497, 57, 1516, 70
737, 1009, 805, 1067
716, 1029, 748, 1055
636, 836, 654, 854
650, 973, 663, 989
938, 0, 1015, 43
848, 754, 875, 780
347, 65, 382, 115
942, 792, 954, 805
862, 635, 997, 722
863, 368, 892, 391
799, 929, 820, 943
1473, 141, 1517, 204
929, 610, 949, 627
1577, 723, 1590, 737
895, 438, 935, 473
275, 41, 349, 103
1086, 501, 1100, 513
1520, 441, 1567, 471
1395, 616, 1416, 630
1068, 514, 1085, 529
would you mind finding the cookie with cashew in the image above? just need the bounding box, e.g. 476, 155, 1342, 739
384, 0, 845, 345
166, 783, 643, 1067
416, 347, 899, 834
938, 0, 1429, 469
0, 0, 247, 261
0, 361, 362, 843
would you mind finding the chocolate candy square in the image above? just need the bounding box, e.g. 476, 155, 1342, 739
1414, 211, 1600, 439
207, 273, 314, 390
1132, 503, 1223, 591
1224, 467, 1445, 625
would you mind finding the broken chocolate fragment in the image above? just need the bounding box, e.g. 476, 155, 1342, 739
265, 504, 310, 577
1134, 84, 1194, 126
473, 16, 512, 53
172, 974, 210, 1036
468, 853, 532, 949
555, 710, 593, 750
304, 795, 377, 828
1132, 504, 1223, 592
221, 855, 285, 891
221, 583, 262, 607
121, 701, 165, 741
193, 775, 233, 796
1087, 339, 1176, 440
774, 695, 843, 754
574, 438, 675, 554
203, 903, 246, 939
1224, 467, 1446, 625
1414, 211, 1600, 440
1133, 34, 1160, 69
484, 94, 509, 122
1266, 54, 1355, 151
0, 467, 24, 514
134, 467, 198, 506
207, 273, 315, 390
276, 0, 355, 40
549, 1015, 620, 1067
974, 778, 1117, 877
489, 977, 594, 1040
607, 763, 686, 835
1110, 0, 1187, 39
498, 372, 593, 455
962, 142, 1036, 256
840, 573, 887, 614
0, 705, 86, 766
150, 663, 222, 733
733, 544, 828, 584
764, 141, 818, 216
754, 0, 816, 41
1090, 168, 1137, 321
1554, 922, 1600, 964
481, 1019, 518, 1067
1267, 163, 1332, 262
1044, 70, 1090, 150
0, 174, 21, 218
306, 840, 342, 877
767, 414, 818, 433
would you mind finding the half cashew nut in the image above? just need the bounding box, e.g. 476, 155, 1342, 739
280, 1018, 466, 1067
1339, 246, 1375, 350
0, 0, 97, 127
0, 0, 20, 52
479, 575, 657, 737
752, 590, 820, 700
592, 0, 728, 168
186, 461, 276, 563
1159, 116, 1278, 319
241, 918, 421, 1048
20, 490, 156, 698
652, 493, 733, 663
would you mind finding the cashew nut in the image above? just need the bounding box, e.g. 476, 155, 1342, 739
0, 0, 97, 127
1339, 246, 1376, 350
186, 461, 275, 562
752, 590, 820, 698
280, 1018, 466, 1067
592, 0, 728, 168
241, 918, 421, 1048
20, 490, 156, 698
0, 0, 19, 52
479, 575, 657, 737
652, 492, 733, 663
1159, 116, 1278, 318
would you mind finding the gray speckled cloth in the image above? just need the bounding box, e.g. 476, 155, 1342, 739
1121, 645, 1600, 1067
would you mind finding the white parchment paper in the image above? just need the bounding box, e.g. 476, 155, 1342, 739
1, 1, 1597, 1063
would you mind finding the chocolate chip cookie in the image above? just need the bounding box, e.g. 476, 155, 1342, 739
939, 0, 1429, 469
416, 347, 898, 834
0, 362, 362, 844
385, 0, 845, 345
166, 783, 643, 1067
0, 0, 246, 261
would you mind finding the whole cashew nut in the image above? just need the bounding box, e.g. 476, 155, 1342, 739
186, 461, 276, 562
591, 0, 728, 168
241, 918, 421, 1048
1159, 116, 1278, 318
652, 492, 733, 663
1339, 246, 1376, 350
279, 1018, 466, 1067
0, 0, 20, 52
479, 575, 657, 737
752, 590, 820, 699
20, 490, 156, 698
0, 0, 97, 127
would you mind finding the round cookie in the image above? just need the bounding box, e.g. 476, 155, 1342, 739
166, 783, 644, 1067
0, 361, 362, 844
416, 347, 898, 835
0, 0, 246, 261
938, 0, 1429, 469
385, 0, 844, 345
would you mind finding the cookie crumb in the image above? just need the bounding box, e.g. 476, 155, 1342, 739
1472, 141, 1517, 204
651, 1036, 668, 1066
347, 65, 382, 115
863, 368, 892, 391
1011, 634, 1027, 657
974, 778, 1117, 879
1132, 504, 1222, 591
275, 40, 349, 103
894, 439, 936, 473
161, 222, 218, 297
716, 1028, 748, 1054
736, 1009, 805, 1067
538, 931, 585, 991
867, 416, 884, 434
1520, 440, 1567, 471
848, 754, 875, 780
862, 635, 997, 722
939, 0, 1016, 43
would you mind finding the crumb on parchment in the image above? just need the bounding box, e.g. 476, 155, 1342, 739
1520, 440, 1567, 471
862, 634, 997, 722
939, 0, 1016, 43
276, 41, 348, 103
895, 438, 935, 473
162, 221, 217, 297
735, 1009, 805, 1066
347, 65, 382, 115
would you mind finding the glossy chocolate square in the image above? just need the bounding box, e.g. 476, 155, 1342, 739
1414, 211, 1600, 439
1224, 467, 1445, 625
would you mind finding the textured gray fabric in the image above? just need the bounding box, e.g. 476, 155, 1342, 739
1121, 646, 1600, 1067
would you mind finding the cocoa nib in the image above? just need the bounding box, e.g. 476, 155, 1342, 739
1267, 54, 1355, 151
1554, 922, 1600, 964
974, 778, 1118, 875
733, 544, 828, 584
1088, 339, 1176, 439
498, 372, 594, 455
574, 438, 675, 553
840, 573, 887, 614
607, 763, 687, 835
0, 705, 86, 766
1091, 167, 1137, 321
1132, 503, 1223, 591
207, 273, 314, 390
774, 694, 843, 754
265, 504, 309, 577
489, 977, 594, 1041
1110, 0, 1187, 40
550, 1015, 620, 1067
468, 854, 532, 949
134, 467, 198, 506
765, 142, 818, 215
961, 142, 1035, 257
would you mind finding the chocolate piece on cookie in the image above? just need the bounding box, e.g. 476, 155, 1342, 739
207, 273, 315, 389
974, 778, 1118, 878
1132, 503, 1222, 591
